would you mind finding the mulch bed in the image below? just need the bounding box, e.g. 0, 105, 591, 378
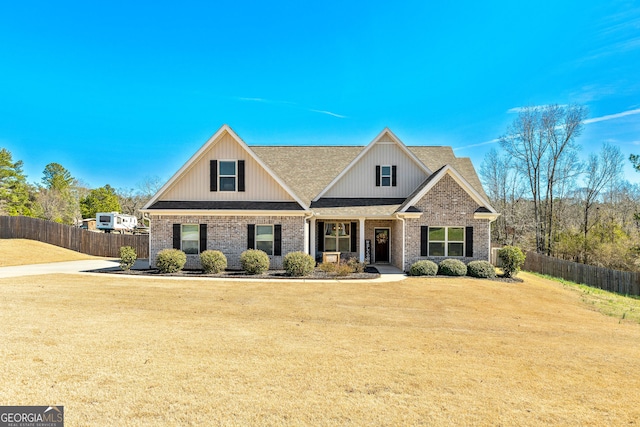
90, 266, 381, 280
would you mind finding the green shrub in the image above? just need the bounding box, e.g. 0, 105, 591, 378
240, 249, 270, 274
318, 262, 337, 273
467, 260, 496, 278
438, 259, 467, 276
119, 246, 137, 271
498, 246, 526, 278
156, 249, 187, 273
409, 260, 438, 276
283, 251, 315, 276
200, 250, 227, 274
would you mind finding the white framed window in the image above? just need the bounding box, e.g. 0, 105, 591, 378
381, 165, 392, 187
219, 160, 237, 191
256, 225, 274, 255
429, 227, 464, 257
181, 224, 200, 254
324, 222, 351, 252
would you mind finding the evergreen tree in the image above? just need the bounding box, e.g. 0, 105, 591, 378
0, 148, 33, 216
80, 184, 121, 219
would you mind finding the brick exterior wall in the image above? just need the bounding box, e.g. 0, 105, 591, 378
404, 174, 491, 271
149, 214, 306, 270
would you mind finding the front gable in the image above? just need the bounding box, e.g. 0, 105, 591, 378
142, 125, 306, 211
315, 128, 431, 200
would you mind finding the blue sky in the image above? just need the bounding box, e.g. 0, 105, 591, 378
1, 1, 639, 190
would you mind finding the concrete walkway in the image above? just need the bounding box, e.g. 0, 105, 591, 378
0, 260, 408, 282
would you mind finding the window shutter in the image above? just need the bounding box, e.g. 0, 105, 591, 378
173, 224, 181, 250
350, 222, 357, 252
392, 165, 397, 187
317, 221, 324, 252
274, 224, 282, 256
420, 226, 428, 256
210, 160, 218, 192
247, 224, 255, 249
199, 223, 207, 253
375, 165, 381, 187
465, 226, 473, 257
238, 160, 245, 192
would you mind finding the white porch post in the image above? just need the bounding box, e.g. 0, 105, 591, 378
359, 217, 365, 262
303, 219, 309, 255
310, 216, 316, 259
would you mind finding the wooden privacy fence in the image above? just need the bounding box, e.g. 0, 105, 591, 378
0, 216, 148, 258
524, 251, 640, 296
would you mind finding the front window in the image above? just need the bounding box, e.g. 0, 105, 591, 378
256, 225, 274, 255
324, 222, 351, 252
181, 224, 200, 254
219, 161, 236, 191
429, 227, 464, 257
381, 165, 392, 187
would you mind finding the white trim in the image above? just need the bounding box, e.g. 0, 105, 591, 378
400, 165, 498, 215
142, 124, 308, 210
218, 159, 238, 192
474, 212, 501, 221
313, 128, 432, 201
359, 217, 365, 262
309, 217, 316, 259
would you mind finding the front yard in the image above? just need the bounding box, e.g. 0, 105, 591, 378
1, 270, 640, 425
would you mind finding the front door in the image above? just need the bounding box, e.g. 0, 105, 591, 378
374, 228, 390, 263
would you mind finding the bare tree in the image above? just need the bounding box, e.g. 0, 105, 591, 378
577, 143, 624, 263
500, 104, 587, 254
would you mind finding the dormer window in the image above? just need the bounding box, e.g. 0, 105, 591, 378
219, 161, 237, 191
376, 165, 397, 187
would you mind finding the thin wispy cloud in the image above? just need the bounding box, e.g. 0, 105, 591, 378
507, 105, 566, 114
235, 97, 347, 119
583, 108, 640, 124
456, 107, 640, 152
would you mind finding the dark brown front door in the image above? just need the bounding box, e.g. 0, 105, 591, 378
374, 228, 390, 263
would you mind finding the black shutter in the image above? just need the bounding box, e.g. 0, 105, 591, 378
210, 160, 218, 192
247, 224, 255, 249
274, 224, 282, 256
375, 165, 381, 187
173, 224, 181, 250
238, 160, 245, 192
392, 165, 397, 187
350, 222, 357, 252
420, 226, 428, 256
465, 226, 473, 257
317, 221, 324, 252
200, 224, 207, 253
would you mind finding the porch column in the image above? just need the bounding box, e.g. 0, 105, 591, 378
303, 219, 309, 255
310, 216, 316, 259
359, 217, 365, 262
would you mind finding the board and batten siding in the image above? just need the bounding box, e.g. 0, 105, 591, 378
159, 131, 295, 202
324, 142, 428, 198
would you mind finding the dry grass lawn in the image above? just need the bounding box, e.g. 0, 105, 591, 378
1, 269, 640, 425
0, 238, 101, 266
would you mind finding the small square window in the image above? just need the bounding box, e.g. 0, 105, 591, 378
428, 226, 464, 257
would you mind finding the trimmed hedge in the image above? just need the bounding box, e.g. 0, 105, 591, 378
467, 260, 496, 278
240, 249, 270, 275
156, 249, 187, 273
409, 260, 438, 276
283, 251, 315, 276
438, 259, 467, 276
200, 250, 227, 274
119, 246, 137, 271
498, 246, 526, 278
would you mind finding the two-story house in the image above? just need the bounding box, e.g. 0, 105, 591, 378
141, 125, 499, 271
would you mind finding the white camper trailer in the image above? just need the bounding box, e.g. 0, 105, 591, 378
96, 212, 138, 233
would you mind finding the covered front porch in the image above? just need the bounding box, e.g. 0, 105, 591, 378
308, 216, 406, 270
